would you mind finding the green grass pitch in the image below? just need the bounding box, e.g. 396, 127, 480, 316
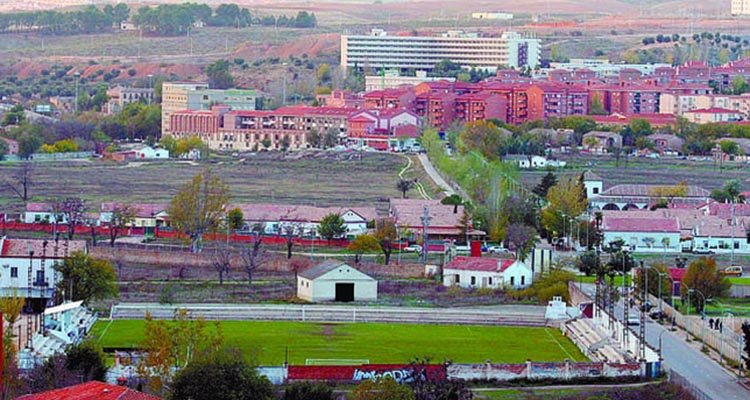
89, 320, 587, 365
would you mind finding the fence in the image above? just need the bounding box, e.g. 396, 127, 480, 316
108, 303, 550, 327
649, 293, 744, 367
730, 284, 750, 298
283, 361, 642, 383
669, 369, 713, 400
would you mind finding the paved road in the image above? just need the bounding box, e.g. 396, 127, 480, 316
581, 284, 749, 400
109, 303, 550, 326
416, 153, 456, 197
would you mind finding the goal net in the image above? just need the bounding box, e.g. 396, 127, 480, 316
305, 359, 370, 366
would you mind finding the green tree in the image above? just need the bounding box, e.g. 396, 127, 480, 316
64, 341, 108, 382
168, 169, 231, 253
205, 59, 234, 89
0, 138, 7, 161
169, 349, 273, 400
352, 377, 414, 400
141, 309, 224, 394
576, 250, 599, 276
720, 139, 740, 158
504, 222, 537, 259
17, 133, 42, 159
682, 257, 730, 313
55, 252, 117, 303
226, 207, 245, 230
589, 93, 607, 115
635, 262, 671, 299
540, 178, 587, 239
318, 213, 346, 243
458, 120, 507, 160
532, 172, 557, 198
711, 179, 745, 203
283, 381, 334, 400
348, 234, 381, 264
306, 129, 321, 148
2, 104, 25, 126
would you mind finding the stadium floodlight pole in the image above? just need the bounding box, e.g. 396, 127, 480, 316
421, 206, 431, 265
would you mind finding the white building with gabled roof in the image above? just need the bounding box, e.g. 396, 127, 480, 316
297, 260, 378, 302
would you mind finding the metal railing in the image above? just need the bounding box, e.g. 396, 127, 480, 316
669, 369, 713, 400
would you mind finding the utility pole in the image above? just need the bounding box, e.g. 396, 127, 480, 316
731, 201, 736, 266
640, 261, 647, 361
421, 206, 431, 264
622, 252, 629, 350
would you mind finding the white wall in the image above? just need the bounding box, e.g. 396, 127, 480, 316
0, 257, 59, 298
584, 181, 603, 198
298, 266, 378, 302
443, 269, 501, 289
603, 230, 681, 253
502, 262, 533, 288
693, 236, 750, 253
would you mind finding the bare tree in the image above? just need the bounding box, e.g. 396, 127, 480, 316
282, 222, 304, 259
4, 161, 33, 203
109, 204, 136, 247
212, 244, 234, 285
239, 237, 266, 285
56, 197, 86, 240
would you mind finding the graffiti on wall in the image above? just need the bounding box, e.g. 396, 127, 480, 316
287, 364, 446, 382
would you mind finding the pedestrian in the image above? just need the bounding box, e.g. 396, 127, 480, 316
709, 318, 715, 329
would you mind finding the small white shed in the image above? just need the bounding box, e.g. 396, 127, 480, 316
442, 256, 533, 289
297, 260, 378, 302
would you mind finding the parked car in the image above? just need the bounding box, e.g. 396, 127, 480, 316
721, 266, 743, 277
649, 310, 666, 320
627, 316, 641, 326
454, 245, 470, 252
404, 244, 422, 253
693, 247, 714, 255
487, 245, 510, 254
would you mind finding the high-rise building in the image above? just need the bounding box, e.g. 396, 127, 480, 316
341, 30, 540, 72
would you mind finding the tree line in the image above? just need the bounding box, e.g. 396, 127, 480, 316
0, 4, 129, 34
0, 3, 316, 37
133, 3, 316, 36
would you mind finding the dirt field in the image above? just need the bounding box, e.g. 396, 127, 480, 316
520, 155, 750, 192
0, 151, 410, 213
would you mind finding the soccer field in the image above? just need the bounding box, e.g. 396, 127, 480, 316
89, 320, 587, 365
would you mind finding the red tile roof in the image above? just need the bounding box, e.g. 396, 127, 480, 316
26, 202, 52, 213
0, 238, 87, 259
235, 203, 377, 223
602, 217, 679, 233
444, 256, 516, 272
16, 381, 161, 400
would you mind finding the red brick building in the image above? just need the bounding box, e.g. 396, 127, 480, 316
363, 87, 416, 109
527, 82, 588, 121
455, 92, 508, 123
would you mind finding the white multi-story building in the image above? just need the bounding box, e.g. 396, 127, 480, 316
364, 70, 455, 92
0, 237, 86, 300
341, 30, 540, 72
732, 0, 750, 15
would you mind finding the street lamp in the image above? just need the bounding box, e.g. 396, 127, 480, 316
147, 74, 154, 105
688, 288, 707, 349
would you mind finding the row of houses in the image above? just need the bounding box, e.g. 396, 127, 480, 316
581, 172, 750, 253
168, 105, 421, 152
21, 198, 481, 243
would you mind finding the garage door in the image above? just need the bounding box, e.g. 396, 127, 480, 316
335, 283, 355, 302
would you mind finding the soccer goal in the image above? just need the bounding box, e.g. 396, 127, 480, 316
305, 359, 370, 366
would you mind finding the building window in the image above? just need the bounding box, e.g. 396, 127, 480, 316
470, 276, 476, 286
593, 187, 599, 194
521, 276, 525, 286
488, 277, 493, 286
510, 276, 515, 286
10, 267, 17, 278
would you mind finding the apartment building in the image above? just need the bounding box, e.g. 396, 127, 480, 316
455, 92, 508, 123
186, 89, 257, 112
161, 82, 210, 136
732, 0, 750, 15
364, 70, 455, 92
527, 83, 588, 121
104, 86, 154, 115
171, 106, 355, 151
341, 29, 540, 72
